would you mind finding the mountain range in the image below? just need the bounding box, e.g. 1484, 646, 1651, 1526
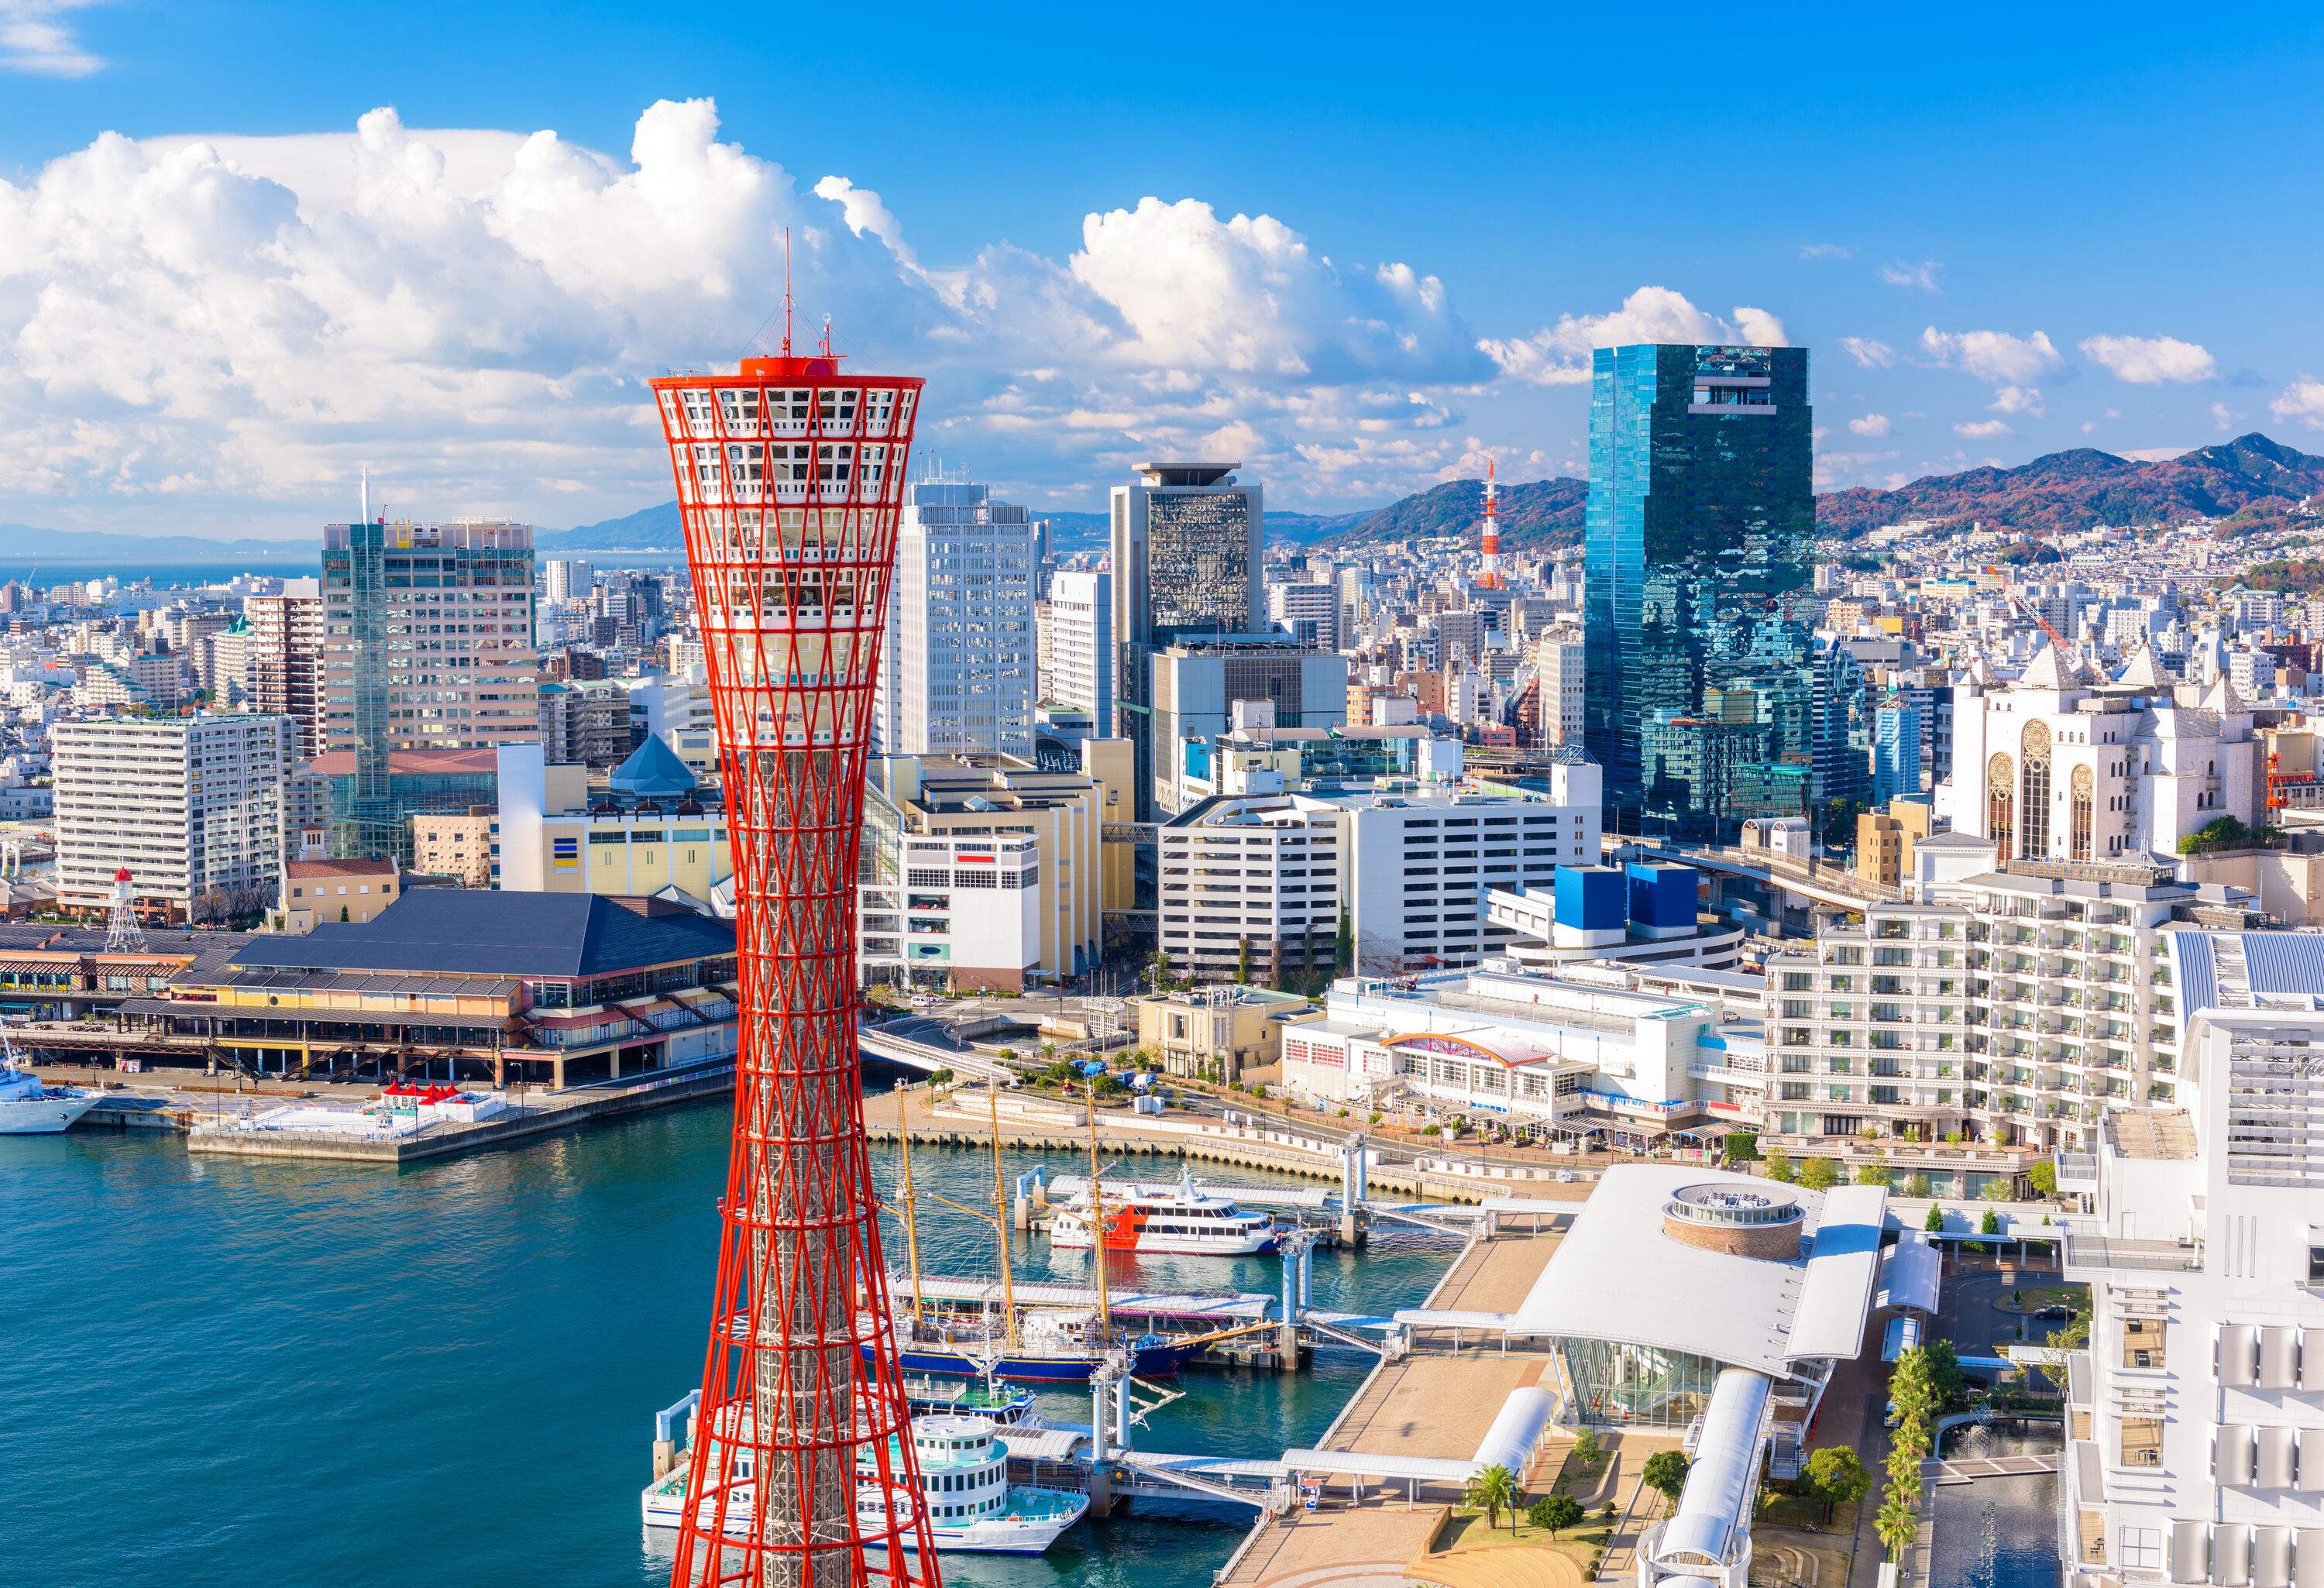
7, 434, 2317, 565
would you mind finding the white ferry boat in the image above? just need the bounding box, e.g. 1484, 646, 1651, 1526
0, 1029, 97, 1136
1048, 1167, 1281, 1255
640, 1412, 1087, 1555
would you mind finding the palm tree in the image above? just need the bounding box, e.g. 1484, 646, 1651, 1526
1875, 1492, 1920, 1560
1465, 1463, 1521, 1533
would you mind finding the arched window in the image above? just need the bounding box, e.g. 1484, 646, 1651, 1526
1987, 751, 2016, 860
2071, 765, 2094, 861
2020, 722, 2052, 860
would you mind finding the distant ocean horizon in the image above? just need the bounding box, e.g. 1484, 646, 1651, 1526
0, 548, 688, 590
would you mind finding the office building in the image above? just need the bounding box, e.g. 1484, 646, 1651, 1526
543, 558, 596, 604
1267, 579, 1339, 650
1042, 569, 1113, 734
53, 713, 292, 924
491, 739, 731, 909
2058, 1005, 2324, 1588
1583, 344, 1813, 836
858, 751, 1132, 987
538, 679, 641, 768
1535, 628, 1585, 749
1145, 641, 1349, 818
1854, 800, 1931, 888
875, 476, 1038, 758
323, 517, 537, 858
1112, 462, 1265, 817
1137, 985, 1324, 1083
1157, 795, 1342, 986
1332, 766, 1602, 974
243, 579, 325, 758
1872, 700, 1922, 807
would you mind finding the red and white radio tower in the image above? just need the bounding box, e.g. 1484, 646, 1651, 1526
1473, 455, 1506, 590
651, 307, 938, 1586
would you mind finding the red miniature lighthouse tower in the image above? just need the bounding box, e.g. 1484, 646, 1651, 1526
649, 295, 939, 1586
1474, 456, 1506, 590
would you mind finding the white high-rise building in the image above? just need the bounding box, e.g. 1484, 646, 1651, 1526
1043, 569, 1112, 733
543, 558, 596, 604
1267, 580, 1339, 650
1536, 628, 1585, 748
875, 478, 1037, 758
2059, 995, 2324, 1588
53, 713, 293, 923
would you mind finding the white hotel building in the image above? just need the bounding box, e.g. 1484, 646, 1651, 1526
1762, 858, 2271, 1157
2059, 992, 2324, 1588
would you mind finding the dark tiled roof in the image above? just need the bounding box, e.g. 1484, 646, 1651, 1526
228, 891, 733, 978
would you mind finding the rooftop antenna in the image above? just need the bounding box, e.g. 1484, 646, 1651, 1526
782, 225, 794, 358
819, 312, 834, 359
359, 466, 371, 527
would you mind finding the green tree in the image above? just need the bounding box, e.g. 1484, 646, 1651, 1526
1901, 1171, 1932, 1198
1722, 1130, 1760, 1164
1529, 1493, 1585, 1536
2026, 1159, 2057, 1197
1334, 908, 1354, 974
1802, 1446, 1872, 1524
1642, 1449, 1690, 1504
1856, 1155, 1892, 1187
1762, 1146, 1796, 1184
1923, 1204, 1946, 1234
1823, 796, 1868, 852
1147, 947, 1174, 992
1465, 1463, 1521, 1532
1800, 1156, 1841, 1191
1570, 1428, 1604, 1469
1235, 937, 1253, 985
1980, 1207, 2003, 1236
1920, 1339, 1966, 1405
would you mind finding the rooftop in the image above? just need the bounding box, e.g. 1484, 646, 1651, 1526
228, 891, 733, 980
2106, 1107, 2197, 1162
287, 858, 397, 880
1506, 1165, 1886, 1377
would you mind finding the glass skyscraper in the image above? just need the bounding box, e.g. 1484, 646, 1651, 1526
1583, 344, 1815, 837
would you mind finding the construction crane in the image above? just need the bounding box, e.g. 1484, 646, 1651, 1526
1982, 564, 2088, 675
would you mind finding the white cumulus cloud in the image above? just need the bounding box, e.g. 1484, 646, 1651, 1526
1848, 413, 1891, 438
1921, 327, 2061, 385
1838, 336, 1894, 369
1878, 260, 1941, 292
2274, 377, 2324, 431
2078, 334, 2216, 385
1989, 386, 2044, 416
1477, 287, 1786, 387
0, 101, 1539, 528
1954, 418, 2012, 438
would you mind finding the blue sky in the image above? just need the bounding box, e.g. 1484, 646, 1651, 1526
3, 1, 2322, 538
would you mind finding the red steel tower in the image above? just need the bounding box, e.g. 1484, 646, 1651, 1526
651, 335, 939, 1588
1473, 455, 1506, 590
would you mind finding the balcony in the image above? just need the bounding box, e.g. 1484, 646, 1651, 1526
2054, 1151, 2097, 1192
2061, 1222, 2200, 1273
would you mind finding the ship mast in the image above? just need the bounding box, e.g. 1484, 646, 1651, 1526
988, 1088, 1019, 1347
898, 1088, 925, 1328
1085, 1087, 1112, 1339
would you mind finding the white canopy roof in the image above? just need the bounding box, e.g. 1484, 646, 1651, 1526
1652, 1368, 1771, 1569
1876, 1229, 1944, 1315
1504, 1166, 1887, 1377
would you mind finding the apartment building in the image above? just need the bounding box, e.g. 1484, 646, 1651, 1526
1762, 859, 2267, 1157
1535, 628, 1585, 749
1157, 795, 1342, 985
53, 713, 293, 923
244, 579, 325, 758
2058, 1002, 2324, 1588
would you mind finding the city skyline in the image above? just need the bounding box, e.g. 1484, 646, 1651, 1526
4, 5, 2323, 539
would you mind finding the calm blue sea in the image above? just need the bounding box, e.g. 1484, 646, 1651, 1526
0, 1097, 1455, 1588
0, 551, 686, 591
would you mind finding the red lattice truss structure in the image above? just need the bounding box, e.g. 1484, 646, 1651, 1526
650, 353, 940, 1588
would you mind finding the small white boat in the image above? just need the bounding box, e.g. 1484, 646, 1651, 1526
641, 1412, 1087, 1555
1049, 1166, 1281, 1255
0, 1029, 96, 1136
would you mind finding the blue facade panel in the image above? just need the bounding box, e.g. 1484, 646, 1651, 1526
1625, 861, 1698, 929
1554, 864, 1627, 931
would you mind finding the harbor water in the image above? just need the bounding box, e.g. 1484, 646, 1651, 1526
0, 1091, 1458, 1587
